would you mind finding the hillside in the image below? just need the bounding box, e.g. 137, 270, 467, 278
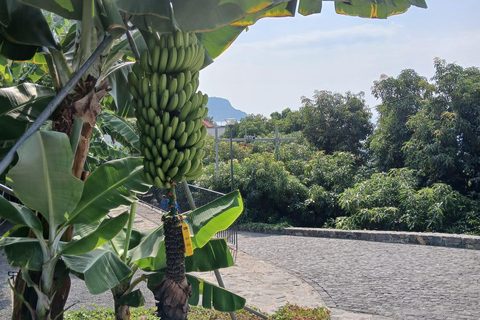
206, 97, 247, 122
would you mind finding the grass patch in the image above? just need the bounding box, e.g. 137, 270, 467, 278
65, 304, 330, 319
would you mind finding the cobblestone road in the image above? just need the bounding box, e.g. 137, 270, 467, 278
238, 232, 480, 320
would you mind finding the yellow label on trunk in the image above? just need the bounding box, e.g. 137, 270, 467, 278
182, 220, 194, 256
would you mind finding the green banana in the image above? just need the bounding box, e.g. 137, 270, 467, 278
166, 93, 179, 112
185, 120, 195, 136
174, 47, 185, 71
188, 147, 197, 161
168, 139, 176, 151
174, 121, 186, 140
155, 156, 163, 167
127, 83, 140, 100
140, 49, 152, 74
154, 176, 166, 188
172, 151, 184, 168
177, 72, 185, 92
188, 158, 201, 174
165, 47, 177, 72
149, 126, 156, 141
168, 78, 178, 96
152, 45, 161, 71
178, 101, 192, 121
156, 123, 164, 141
159, 73, 167, 92
175, 132, 188, 148
143, 172, 154, 185
159, 89, 169, 110
185, 167, 204, 181
162, 111, 170, 128
167, 166, 179, 178
158, 48, 169, 73
156, 167, 166, 181
170, 116, 179, 134
147, 108, 156, 124
161, 158, 172, 173
177, 159, 191, 176
164, 126, 173, 142
144, 93, 151, 109
143, 147, 153, 161
151, 91, 159, 112
128, 72, 140, 91
161, 143, 169, 159
167, 148, 178, 164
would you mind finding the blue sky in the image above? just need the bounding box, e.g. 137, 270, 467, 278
198, 0, 480, 122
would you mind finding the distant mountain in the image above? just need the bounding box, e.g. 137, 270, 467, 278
206, 97, 247, 123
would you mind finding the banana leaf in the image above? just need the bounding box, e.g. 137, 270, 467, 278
0, 83, 55, 142
0, 195, 42, 232
98, 112, 140, 151
65, 157, 149, 225
335, 0, 426, 18
6, 131, 84, 229
189, 190, 243, 250
63, 248, 132, 294
0, 0, 58, 60
60, 211, 129, 256
0, 237, 43, 271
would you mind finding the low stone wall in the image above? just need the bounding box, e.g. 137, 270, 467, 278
238, 226, 480, 250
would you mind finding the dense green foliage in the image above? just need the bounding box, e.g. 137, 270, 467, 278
195, 59, 480, 235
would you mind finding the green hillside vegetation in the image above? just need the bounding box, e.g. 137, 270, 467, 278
195, 59, 480, 235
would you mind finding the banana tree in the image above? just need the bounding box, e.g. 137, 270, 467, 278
0, 0, 427, 319
0, 130, 150, 320
74, 189, 244, 320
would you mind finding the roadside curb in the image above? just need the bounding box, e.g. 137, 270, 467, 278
237, 226, 480, 250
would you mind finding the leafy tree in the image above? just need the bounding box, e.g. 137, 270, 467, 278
404, 59, 480, 193
301, 90, 373, 155
271, 108, 303, 134
369, 69, 431, 170
224, 114, 274, 138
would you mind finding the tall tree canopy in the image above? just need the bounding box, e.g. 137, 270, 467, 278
301, 90, 373, 155
369, 69, 432, 170
404, 59, 480, 193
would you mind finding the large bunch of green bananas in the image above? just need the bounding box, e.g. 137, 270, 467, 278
128, 30, 208, 189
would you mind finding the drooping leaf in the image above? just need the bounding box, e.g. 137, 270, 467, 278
0, 83, 55, 141
66, 157, 149, 225
335, 0, 412, 19
185, 238, 234, 273
63, 248, 132, 294
231, 0, 295, 27
6, 131, 84, 229
298, 0, 322, 15
17, 0, 83, 20
116, 289, 145, 307
128, 226, 165, 265
189, 190, 243, 249
147, 272, 246, 312
61, 211, 129, 256
197, 25, 246, 60
0, 196, 43, 232
0, 0, 58, 60
98, 112, 140, 151
0, 237, 42, 271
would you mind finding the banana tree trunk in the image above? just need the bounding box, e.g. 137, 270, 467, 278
153, 188, 192, 320
112, 277, 133, 320
10, 78, 109, 320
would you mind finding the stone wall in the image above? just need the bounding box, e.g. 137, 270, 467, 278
237, 226, 480, 250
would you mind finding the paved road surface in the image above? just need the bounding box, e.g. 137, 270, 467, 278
237, 232, 480, 320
